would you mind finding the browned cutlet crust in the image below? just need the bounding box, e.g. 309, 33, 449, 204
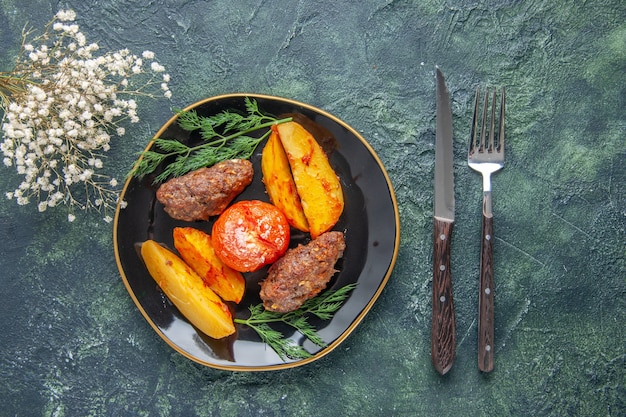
260, 231, 346, 313
156, 159, 253, 221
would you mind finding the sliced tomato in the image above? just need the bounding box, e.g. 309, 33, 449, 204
212, 200, 290, 272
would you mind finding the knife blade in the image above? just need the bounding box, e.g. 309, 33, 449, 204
431, 67, 456, 375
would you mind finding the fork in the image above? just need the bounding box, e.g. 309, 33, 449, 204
468, 86, 505, 373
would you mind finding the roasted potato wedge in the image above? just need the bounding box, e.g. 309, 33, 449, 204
275, 121, 344, 238
140, 240, 235, 339
262, 129, 310, 232
173, 227, 245, 303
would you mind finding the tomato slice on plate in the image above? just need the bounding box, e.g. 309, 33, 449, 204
212, 200, 290, 272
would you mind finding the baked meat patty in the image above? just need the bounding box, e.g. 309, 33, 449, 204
156, 159, 253, 221
260, 231, 346, 313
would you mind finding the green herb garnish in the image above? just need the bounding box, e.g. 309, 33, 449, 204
234, 283, 357, 360
129, 97, 292, 182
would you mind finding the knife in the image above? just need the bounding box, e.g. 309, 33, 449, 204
431, 67, 456, 375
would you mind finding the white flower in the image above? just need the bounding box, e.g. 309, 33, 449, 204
58, 110, 71, 121
1, 9, 172, 222
76, 32, 86, 46
150, 62, 165, 72
56, 10, 77, 22
78, 169, 93, 181
68, 213, 76, 222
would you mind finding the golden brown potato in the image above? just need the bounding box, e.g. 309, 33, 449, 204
261, 129, 310, 232
275, 121, 344, 238
173, 227, 245, 303
140, 240, 235, 339
280, 113, 338, 155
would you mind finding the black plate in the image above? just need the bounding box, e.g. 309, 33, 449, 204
113, 94, 400, 371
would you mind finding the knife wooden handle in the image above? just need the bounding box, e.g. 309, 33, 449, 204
478, 213, 495, 372
432, 218, 456, 375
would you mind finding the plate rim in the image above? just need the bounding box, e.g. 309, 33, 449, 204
113, 93, 401, 371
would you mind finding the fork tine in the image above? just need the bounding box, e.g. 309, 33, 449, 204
489, 89, 496, 152
470, 86, 480, 154
480, 89, 489, 152
498, 87, 505, 153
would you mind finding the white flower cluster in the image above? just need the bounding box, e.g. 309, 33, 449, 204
0, 10, 171, 222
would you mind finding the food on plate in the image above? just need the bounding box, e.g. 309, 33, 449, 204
281, 113, 338, 155
173, 227, 245, 303
274, 121, 344, 238
140, 240, 235, 339
259, 231, 346, 313
156, 159, 253, 221
261, 129, 310, 232
212, 200, 290, 272
129, 99, 292, 182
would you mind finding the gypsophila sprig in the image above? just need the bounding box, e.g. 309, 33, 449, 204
234, 283, 357, 360
0, 10, 172, 222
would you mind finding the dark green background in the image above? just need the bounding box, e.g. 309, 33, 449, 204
1, 1, 624, 416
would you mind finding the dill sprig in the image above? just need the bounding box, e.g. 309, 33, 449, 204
129, 97, 292, 183
234, 283, 357, 361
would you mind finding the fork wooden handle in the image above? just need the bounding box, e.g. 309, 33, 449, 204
478, 213, 495, 372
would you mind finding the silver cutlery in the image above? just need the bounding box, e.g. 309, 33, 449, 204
468, 86, 505, 372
